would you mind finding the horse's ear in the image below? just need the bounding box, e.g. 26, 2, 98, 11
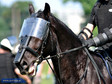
29, 4, 35, 15
43, 3, 50, 16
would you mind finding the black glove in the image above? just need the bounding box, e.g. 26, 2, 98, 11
78, 34, 84, 42
85, 28, 112, 47
85, 39, 95, 47
78, 34, 95, 47
78, 27, 93, 47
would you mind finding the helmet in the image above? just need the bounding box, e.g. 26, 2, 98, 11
0, 36, 17, 51
15, 44, 20, 53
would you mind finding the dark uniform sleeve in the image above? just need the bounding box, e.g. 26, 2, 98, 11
11, 54, 17, 69
88, 5, 96, 27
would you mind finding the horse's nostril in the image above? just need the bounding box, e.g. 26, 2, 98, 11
21, 70, 28, 75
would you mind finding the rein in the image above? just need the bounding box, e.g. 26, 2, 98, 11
43, 42, 88, 84
41, 28, 106, 84
44, 45, 106, 84
43, 45, 86, 59
44, 44, 106, 84
41, 29, 106, 84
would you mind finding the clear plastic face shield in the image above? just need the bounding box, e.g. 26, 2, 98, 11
14, 17, 50, 69
19, 17, 50, 39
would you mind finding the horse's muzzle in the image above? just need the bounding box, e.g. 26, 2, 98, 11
14, 51, 41, 76
14, 49, 28, 74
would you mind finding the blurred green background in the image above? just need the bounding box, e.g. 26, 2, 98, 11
40, 63, 54, 84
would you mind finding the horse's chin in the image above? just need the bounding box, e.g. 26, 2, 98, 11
28, 62, 38, 76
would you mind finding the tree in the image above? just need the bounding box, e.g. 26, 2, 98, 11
0, 6, 11, 40
0, 1, 33, 40
11, 1, 32, 37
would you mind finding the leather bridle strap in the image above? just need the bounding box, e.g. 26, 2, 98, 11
22, 46, 39, 57
43, 44, 106, 84
43, 45, 86, 59
42, 30, 63, 84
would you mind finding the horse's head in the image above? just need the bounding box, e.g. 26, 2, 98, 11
14, 3, 54, 76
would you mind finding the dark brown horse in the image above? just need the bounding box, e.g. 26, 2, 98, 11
14, 3, 112, 84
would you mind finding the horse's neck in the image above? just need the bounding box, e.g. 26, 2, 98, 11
50, 15, 88, 82
51, 19, 81, 52
50, 15, 87, 69
53, 30, 87, 83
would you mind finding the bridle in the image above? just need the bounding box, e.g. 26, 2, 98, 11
14, 16, 106, 84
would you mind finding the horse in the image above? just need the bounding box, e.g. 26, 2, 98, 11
14, 3, 112, 84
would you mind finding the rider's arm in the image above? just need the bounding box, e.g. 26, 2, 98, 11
86, 28, 112, 47
80, 5, 96, 40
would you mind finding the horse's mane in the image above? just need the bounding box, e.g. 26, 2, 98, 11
49, 13, 80, 42
37, 10, 80, 43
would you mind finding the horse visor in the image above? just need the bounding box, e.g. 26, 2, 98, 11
19, 17, 50, 40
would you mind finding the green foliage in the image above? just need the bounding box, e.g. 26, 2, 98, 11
0, 18, 11, 38
92, 26, 98, 37
11, 1, 32, 26
0, 6, 11, 40
41, 63, 54, 84
11, 1, 31, 18
0, 1, 32, 40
